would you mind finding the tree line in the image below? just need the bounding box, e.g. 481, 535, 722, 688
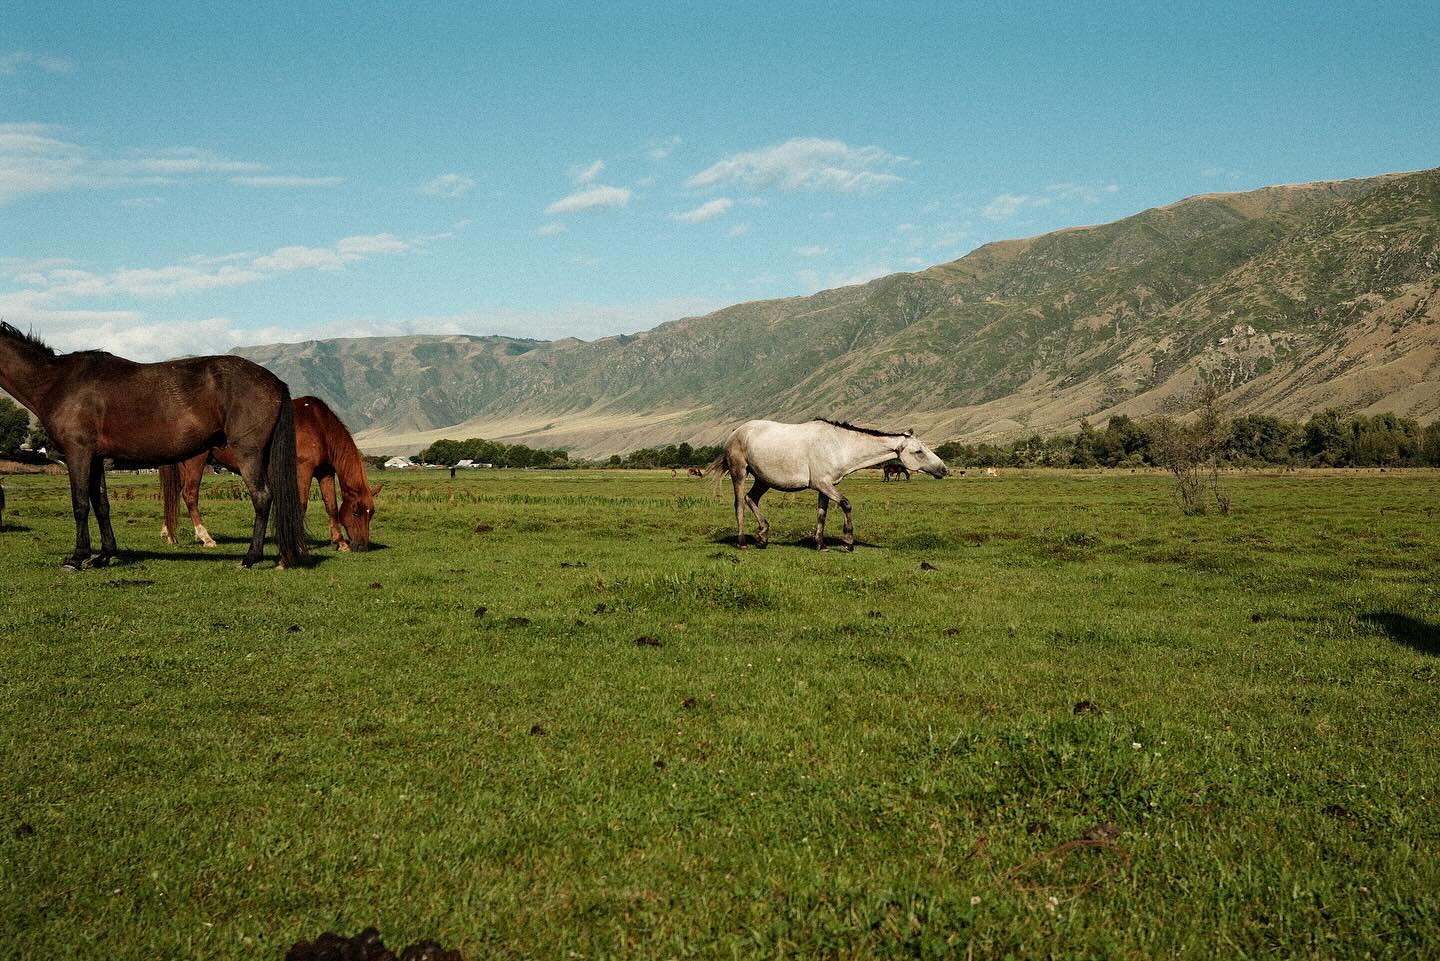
415, 437, 570, 469
935, 410, 1440, 469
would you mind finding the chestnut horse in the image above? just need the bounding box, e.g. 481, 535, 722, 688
161, 396, 381, 551
0, 322, 307, 570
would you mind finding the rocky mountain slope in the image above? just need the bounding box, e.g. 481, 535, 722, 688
232, 168, 1440, 456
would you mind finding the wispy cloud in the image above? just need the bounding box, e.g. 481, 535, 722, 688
671, 197, 733, 223
645, 136, 682, 161
1045, 181, 1119, 204
726, 223, 750, 238
233, 174, 344, 188
794, 245, 829, 257
545, 184, 632, 214
687, 137, 907, 193
120, 195, 164, 208
569, 159, 605, 185
0, 51, 74, 76
796, 262, 893, 293
981, 193, 1051, 221
0, 123, 331, 203
535, 222, 567, 237
420, 172, 474, 197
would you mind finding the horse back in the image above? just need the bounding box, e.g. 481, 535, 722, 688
49, 353, 285, 461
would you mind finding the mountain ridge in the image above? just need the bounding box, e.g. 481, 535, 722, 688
227, 168, 1440, 456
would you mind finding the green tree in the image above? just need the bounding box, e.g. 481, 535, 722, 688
0, 399, 29, 454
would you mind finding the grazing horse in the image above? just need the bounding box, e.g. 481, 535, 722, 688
0, 322, 307, 570
709, 419, 948, 550
882, 462, 911, 482
161, 396, 381, 551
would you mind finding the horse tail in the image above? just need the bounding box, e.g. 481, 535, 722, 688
267, 387, 309, 567
160, 462, 181, 538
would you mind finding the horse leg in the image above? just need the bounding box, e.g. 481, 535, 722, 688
813, 492, 830, 551
182, 459, 216, 547
235, 455, 273, 568
815, 481, 853, 551
319, 474, 347, 551
89, 456, 119, 566
744, 480, 771, 547
731, 473, 749, 549
62, 450, 94, 570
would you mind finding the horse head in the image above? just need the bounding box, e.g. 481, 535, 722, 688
896, 433, 948, 478
341, 483, 382, 550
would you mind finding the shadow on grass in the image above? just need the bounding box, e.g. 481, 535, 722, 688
704, 532, 882, 550
1362, 612, 1440, 657
0, 523, 33, 532
102, 547, 333, 568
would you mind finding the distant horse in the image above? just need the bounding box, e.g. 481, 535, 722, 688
882, 462, 911, 482
709, 419, 947, 550
0, 483, 5, 529
0, 322, 306, 570
161, 396, 381, 551
687, 467, 704, 477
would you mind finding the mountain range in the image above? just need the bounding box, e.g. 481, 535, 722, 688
230, 167, 1440, 456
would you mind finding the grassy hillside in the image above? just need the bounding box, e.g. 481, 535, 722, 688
228, 170, 1439, 456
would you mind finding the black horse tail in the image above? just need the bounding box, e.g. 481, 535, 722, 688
159, 462, 181, 538
267, 389, 309, 568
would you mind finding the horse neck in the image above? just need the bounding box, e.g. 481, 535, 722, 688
833, 429, 903, 474
324, 427, 369, 501
0, 339, 59, 414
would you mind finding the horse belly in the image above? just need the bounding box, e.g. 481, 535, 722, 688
98, 404, 223, 462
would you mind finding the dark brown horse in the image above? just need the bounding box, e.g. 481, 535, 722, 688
882, 462, 911, 482
0, 322, 307, 569
161, 396, 381, 551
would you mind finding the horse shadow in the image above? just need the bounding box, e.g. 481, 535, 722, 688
0, 523, 33, 533
1361, 612, 1440, 657
705, 532, 882, 550
111, 547, 334, 568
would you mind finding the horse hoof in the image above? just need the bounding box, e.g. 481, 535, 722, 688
61, 560, 83, 572
844, 543, 855, 553
240, 556, 258, 569
336, 541, 351, 553
91, 554, 112, 568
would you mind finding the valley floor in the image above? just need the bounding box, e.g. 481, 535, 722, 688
2, 469, 1437, 959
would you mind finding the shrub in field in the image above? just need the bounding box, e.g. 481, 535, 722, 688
1147, 383, 1231, 515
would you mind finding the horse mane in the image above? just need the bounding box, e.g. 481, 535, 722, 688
302, 396, 368, 494
0, 321, 56, 357
815, 418, 911, 438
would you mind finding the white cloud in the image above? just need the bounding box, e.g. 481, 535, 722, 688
796, 263, 893, 293
726, 223, 750, 238
120, 195, 164, 208
671, 197, 733, 223
794, 245, 829, 257
233, 175, 344, 188
545, 184, 632, 214
570, 159, 605, 185
253, 233, 410, 272
981, 193, 1052, 221
118, 148, 266, 176
0, 51, 74, 76
1045, 181, 1120, 204
0, 123, 333, 203
687, 137, 906, 193
535, 223, 567, 237
645, 136, 682, 161
420, 173, 474, 197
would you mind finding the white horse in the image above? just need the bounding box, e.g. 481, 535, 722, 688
709, 419, 948, 550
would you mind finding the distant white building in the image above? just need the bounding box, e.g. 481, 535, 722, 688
454, 459, 477, 469
383, 456, 415, 469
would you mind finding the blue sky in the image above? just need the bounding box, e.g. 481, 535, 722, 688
3, 1, 1436, 358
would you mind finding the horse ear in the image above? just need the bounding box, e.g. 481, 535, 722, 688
370, 483, 384, 496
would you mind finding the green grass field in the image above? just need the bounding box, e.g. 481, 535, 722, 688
2, 468, 1438, 959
